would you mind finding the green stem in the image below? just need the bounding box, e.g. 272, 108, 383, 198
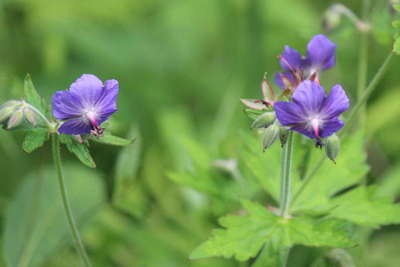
280, 131, 294, 218
290, 51, 394, 210
345, 52, 393, 133
51, 134, 92, 267
356, 7, 369, 123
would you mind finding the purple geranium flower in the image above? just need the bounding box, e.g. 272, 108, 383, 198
275, 34, 336, 90
303, 34, 336, 74
52, 74, 118, 135
274, 80, 349, 142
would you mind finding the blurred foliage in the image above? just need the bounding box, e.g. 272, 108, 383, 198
1, 0, 400, 266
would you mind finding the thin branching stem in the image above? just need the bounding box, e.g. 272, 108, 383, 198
280, 131, 294, 218
51, 134, 92, 267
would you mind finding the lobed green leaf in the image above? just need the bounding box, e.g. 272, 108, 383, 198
23, 74, 46, 113
190, 201, 355, 262
59, 135, 96, 168
22, 128, 49, 153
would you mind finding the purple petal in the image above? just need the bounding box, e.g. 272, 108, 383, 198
58, 118, 92, 135
69, 74, 104, 105
274, 72, 296, 89
320, 118, 344, 138
96, 79, 119, 111
292, 81, 326, 113
305, 34, 336, 71
52, 91, 84, 120
274, 102, 306, 126
290, 124, 315, 139
279, 46, 303, 71
320, 84, 350, 119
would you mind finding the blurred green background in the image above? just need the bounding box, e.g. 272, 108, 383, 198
0, 0, 400, 266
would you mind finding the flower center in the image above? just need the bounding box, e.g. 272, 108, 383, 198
307, 115, 324, 139
82, 107, 104, 136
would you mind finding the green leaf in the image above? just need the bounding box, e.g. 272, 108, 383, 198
251, 240, 289, 267
3, 164, 105, 267
112, 127, 144, 216
22, 129, 49, 153
24, 74, 45, 113
90, 131, 135, 146
59, 135, 96, 168
291, 131, 369, 213
190, 201, 355, 261
330, 186, 400, 227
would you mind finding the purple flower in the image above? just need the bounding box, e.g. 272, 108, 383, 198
274, 81, 349, 141
303, 34, 336, 74
275, 34, 336, 90
52, 74, 118, 135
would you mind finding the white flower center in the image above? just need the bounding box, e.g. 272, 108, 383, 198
83, 107, 99, 122
307, 115, 325, 138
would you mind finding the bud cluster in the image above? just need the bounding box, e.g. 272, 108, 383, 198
0, 100, 41, 129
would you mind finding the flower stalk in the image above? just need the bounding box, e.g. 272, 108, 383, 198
51, 134, 92, 267
279, 131, 294, 218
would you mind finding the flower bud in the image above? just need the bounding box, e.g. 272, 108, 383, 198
261, 78, 275, 103
0, 100, 22, 122
325, 134, 340, 163
251, 112, 275, 129
7, 107, 24, 129
262, 123, 280, 151
24, 107, 39, 126
322, 4, 342, 32
240, 98, 267, 110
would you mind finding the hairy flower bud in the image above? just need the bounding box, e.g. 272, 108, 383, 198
0, 100, 23, 122
7, 107, 24, 129
325, 134, 340, 163
262, 122, 280, 151
251, 112, 275, 129
23, 107, 38, 126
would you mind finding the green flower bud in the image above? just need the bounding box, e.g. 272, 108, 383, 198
325, 134, 340, 163
262, 123, 280, 151
251, 112, 275, 129
7, 107, 24, 129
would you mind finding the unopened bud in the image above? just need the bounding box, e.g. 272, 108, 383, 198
261, 77, 275, 103
262, 123, 280, 151
7, 107, 24, 129
0, 100, 22, 122
24, 107, 38, 126
279, 126, 289, 147
325, 134, 340, 163
322, 4, 342, 32
251, 112, 275, 129
240, 98, 267, 110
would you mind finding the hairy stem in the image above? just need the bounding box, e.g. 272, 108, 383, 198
280, 131, 294, 218
51, 134, 92, 267
290, 51, 394, 210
